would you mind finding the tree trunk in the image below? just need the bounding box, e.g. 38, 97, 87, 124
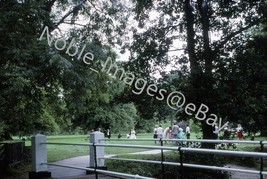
201, 122, 216, 149
184, 0, 203, 90
185, 0, 216, 148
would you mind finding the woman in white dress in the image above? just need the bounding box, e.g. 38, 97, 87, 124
129, 128, 136, 139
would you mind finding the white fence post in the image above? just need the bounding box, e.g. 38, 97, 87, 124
89, 131, 106, 169
29, 133, 51, 179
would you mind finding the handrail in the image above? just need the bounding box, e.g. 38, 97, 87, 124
181, 148, 267, 158
96, 143, 177, 150
101, 157, 267, 175
93, 143, 267, 158
36, 134, 266, 179
100, 138, 263, 144
41, 142, 93, 146
42, 142, 267, 158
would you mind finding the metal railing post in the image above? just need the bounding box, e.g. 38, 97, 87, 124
260, 140, 264, 179
160, 138, 164, 177
178, 147, 184, 179
29, 134, 51, 179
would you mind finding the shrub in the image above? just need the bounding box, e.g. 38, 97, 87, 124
106, 152, 230, 179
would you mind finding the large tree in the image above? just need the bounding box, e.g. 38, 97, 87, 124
0, 0, 134, 138
125, 0, 267, 144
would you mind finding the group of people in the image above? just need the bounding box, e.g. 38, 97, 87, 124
214, 123, 244, 140
100, 123, 244, 143
97, 127, 137, 140
153, 123, 191, 144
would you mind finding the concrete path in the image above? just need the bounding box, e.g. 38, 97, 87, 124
129, 149, 168, 155
47, 150, 166, 178
48, 155, 89, 178
225, 164, 267, 179
48, 155, 116, 179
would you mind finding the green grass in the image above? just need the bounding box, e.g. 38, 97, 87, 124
6, 133, 267, 162
46, 135, 90, 162
45, 133, 168, 161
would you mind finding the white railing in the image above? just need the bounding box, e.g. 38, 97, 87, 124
29, 133, 267, 179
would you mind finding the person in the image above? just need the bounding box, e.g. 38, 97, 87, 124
172, 122, 179, 145
178, 128, 185, 139
168, 126, 173, 140
163, 126, 173, 144
223, 127, 230, 140
236, 124, 243, 140
221, 127, 236, 149
213, 124, 219, 139
153, 125, 158, 143
178, 128, 186, 146
172, 122, 179, 139
157, 125, 164, 141
129, 128, 136, 139
185, 124, 191, 139
106, 129, 111, 139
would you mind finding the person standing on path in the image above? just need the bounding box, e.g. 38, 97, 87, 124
153, 125, 158, 143
172, 122, 179, 145
129, 128, 136, 139
213, 124, 219, 140
236, 124, 243, 140
163, 126, 172, 144
185, 124, 191, 139
157, 125, 164, 141
107, 129, 111, 139
178, 128, 186, 146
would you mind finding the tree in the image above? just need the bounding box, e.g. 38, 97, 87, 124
126, 0, 267, 145
0, 0, 133, 138
0, 0, 63, 138
215, 25, 267, 136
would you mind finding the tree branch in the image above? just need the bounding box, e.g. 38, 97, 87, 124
168, 48, 185, 52
45, 0, 57, 12
88, 0, 103, 13
51, 3, 83, 31
215, 18, 263, 52
62, 22, 87, 27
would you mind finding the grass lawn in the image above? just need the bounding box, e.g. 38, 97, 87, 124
44, 133, 175, 162
16, 133, 167, 162
8, 133, 267, 162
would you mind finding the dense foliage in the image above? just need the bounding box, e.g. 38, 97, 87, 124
0, 0, 266, 140
0, 0, 140, 139
126, 0, 267, 141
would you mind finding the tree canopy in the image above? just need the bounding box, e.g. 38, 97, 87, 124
126, 0, 267, 142
0, 0, 138, 138
0, 0, 266, 141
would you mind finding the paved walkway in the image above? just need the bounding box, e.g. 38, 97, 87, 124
48, 155, 89, 178
48, 155, 116, 179
47, 150, 165, 178
225, 164, 267, 179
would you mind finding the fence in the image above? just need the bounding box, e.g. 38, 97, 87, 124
30, 132, 267, 179
0, 141, 25, 168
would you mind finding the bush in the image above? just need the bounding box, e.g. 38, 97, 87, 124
0, 121, 8, 141
106, 152, 230, 179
